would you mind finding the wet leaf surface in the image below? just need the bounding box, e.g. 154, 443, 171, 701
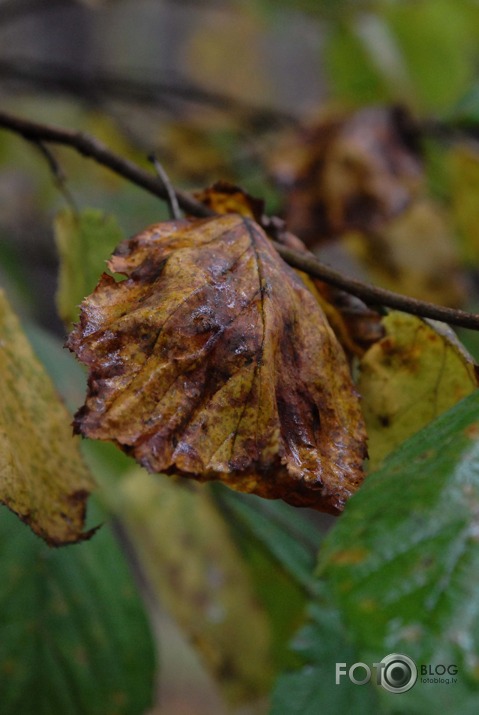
315, 391, 479, 715
68, 214, 367, 513
0, 290, 95, 545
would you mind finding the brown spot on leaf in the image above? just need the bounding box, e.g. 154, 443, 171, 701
330, 547, 369, 565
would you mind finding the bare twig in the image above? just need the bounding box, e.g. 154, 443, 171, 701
0, 109, 478, 330
271, 242, 479, 330
35, 141, 78, 212
0, 109, 213, 217
148, 154, 181, 220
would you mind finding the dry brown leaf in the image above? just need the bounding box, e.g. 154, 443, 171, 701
67, 214, 367, 513
193, 184, 384, 358
0, 290, 96, 545
272, 105, 423, 245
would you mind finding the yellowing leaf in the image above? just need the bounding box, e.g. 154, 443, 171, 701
345, 198, 466, 308
119, 470, 273, 704
0, 290, 95, 545
54, 208, 125, 327
67, 214, 367, 514
358, 311, 479, 470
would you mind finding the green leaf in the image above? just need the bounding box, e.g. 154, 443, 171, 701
213, 487, 321, 595
385, 0, 475, 110
0, 289, 95, 545
54, 208, 124, 327
324, 21, 390, 104
213, 487, 323, 672
0, 503, 156, 715
270, 585, 383, 715
316, 391, 479, 714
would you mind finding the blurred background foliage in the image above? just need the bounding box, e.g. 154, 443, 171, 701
3, 0, 479, 713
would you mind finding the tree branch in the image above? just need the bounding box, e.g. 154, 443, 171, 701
0, 109, 213, 217
271, 242, 479, 330
0, 108, 478, 330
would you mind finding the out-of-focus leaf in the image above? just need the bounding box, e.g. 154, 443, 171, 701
273, 106, 423, 245
345, 198, 466, 307
0, 289, 95, 545
358, 311, 479, 470
317, 391, 479, 715
213, 487, 325, 672
324, 23, 390, 106
385, 0, 475, 110
270, 587, 382, 715
449, 144, 479, 266
67, 214, 367, 513
214, 487, 320, 594
0, 503, 156, 715
118, 470, 273, 705
54, 208, 124, 327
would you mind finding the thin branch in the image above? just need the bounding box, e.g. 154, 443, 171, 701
0, 109, 478, 331
148, 154, 182, 220
0, 109, 213, 217
35, 140, 78, 212
271, 242, 479, 330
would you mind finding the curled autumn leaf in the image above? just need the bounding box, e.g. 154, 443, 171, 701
67, 214, 367, 513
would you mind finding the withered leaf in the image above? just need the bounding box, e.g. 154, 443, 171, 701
194, 183, 384, 356
68, 214, 367, 513
272, 105, 423, 246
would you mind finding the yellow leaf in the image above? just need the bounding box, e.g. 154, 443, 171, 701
358, 311, 479, 470
67, 214, 367, 514
345, 198, 466, 308
0, 290, 96, 545
119, 470, 273, 704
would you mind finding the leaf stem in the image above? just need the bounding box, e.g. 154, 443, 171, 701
1, 109, 478, 331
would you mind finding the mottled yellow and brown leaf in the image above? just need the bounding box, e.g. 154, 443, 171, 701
194, 181, 264, 222
68, 214, 367, 513
359, 311, 479, 470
